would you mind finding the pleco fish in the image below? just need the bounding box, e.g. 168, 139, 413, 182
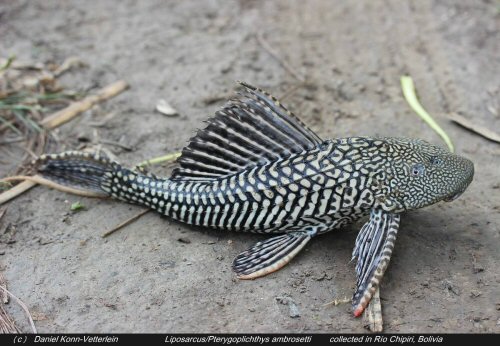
34, 82, 474, 327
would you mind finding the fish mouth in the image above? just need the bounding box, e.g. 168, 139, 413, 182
443, 190, 464, 202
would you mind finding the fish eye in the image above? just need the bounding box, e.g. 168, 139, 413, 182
412, 163, 425, 177
430, 157, 442, 166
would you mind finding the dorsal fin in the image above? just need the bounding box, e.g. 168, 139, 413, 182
171, 82, 323, 180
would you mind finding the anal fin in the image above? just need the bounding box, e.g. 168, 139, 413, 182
233, 232, 312, 280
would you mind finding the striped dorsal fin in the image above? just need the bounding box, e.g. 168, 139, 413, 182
171, 81, 323, 180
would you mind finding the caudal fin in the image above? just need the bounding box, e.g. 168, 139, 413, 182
34, 151, 120, 196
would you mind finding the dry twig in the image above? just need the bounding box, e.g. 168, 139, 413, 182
279, 83, 304, 101
363, 287, 383, 332
0, 274, 8, 304
0, 181, 37, 205
136, 152, 181, 168
0, 176, 106, 205
0, 304, 21, 333
101, 209, 150, 238
0, 285, 36, 333
53, 57, 84, 77
40, 80, 128, 129
99, 139, 134, 152
256, 33, 305, 83
0, 272, 21, 333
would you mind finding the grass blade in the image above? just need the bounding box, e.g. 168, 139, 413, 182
0, 115, 22, 135
136, 152, 181, 167
0, 55, 15, 72
12, 109, 43, 133
401, 75, 454, 152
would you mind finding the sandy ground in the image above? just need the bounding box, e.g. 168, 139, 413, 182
1, 0, 499, 333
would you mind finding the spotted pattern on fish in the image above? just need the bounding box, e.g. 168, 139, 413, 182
33, 82, 474, 330
90, 138, 388, 234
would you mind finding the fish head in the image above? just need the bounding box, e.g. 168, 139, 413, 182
376, 138, 474, 211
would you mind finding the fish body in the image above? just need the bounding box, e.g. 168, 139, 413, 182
43, 135, 472, 234
104, 137, 376, 234
34, 82, 474, 329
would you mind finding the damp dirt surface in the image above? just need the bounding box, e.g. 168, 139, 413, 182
1, 0, 499, 333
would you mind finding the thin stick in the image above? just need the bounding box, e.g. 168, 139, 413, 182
136, 152, 181, 168
99, 139, 134, 151
0, 273, 8, 304
0, 180, 37, 205
0, 272, 19, 333
15, 142, 37, 159
53, 56, 84, 77
40, 80, 129, 129
0, 208, 6, 223
363, 287, 383, 332
0, 137, 25, 145
0, 176, 106, 205
0, 285, 37, 333
447, 112, 500, 144
279, 83, 304, 101
256, 33, 305, 82
0, 274, 21, 334
0, 304, 21, 333
101, 209, 150, 238
401, 76, 454, 152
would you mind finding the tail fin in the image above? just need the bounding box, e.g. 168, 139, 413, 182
34, 151, 120, 196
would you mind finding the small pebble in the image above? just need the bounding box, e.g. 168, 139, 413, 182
156, 99, 179, 116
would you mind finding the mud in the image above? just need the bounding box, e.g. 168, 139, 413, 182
0, 0, 499, 332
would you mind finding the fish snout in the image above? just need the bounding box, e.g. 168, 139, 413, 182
444, 157, 474, 202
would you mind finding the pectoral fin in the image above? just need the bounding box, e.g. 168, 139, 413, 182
351, 209, 400, 317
